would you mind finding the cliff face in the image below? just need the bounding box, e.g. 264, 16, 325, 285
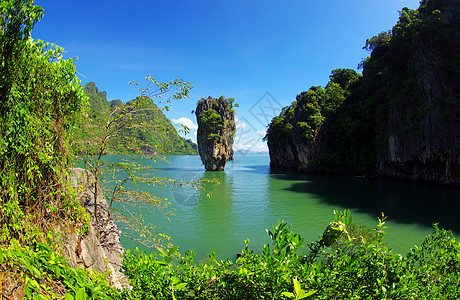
379, 42, 460, 183
267, 105, 330, 171
64, 168, 131, 290
195, 96, 236, 171
367, 0, 460, 183
266, 0, 460, 185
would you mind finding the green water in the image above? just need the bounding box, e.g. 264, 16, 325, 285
107, 154, 460, 261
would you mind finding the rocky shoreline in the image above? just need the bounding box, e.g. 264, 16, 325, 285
64, 168, 131, 290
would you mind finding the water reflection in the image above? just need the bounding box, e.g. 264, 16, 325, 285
102, 154, 459, 259
271, 167, 460, 235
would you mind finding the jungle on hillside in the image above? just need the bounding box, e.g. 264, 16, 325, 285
73, 81, 197, 156
265, 0, 460, 185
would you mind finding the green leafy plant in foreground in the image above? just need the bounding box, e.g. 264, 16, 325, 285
121, 210, 460, 299
0, 240, 121, 299
282, 278, 316, 299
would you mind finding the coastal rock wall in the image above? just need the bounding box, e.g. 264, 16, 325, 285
378, 42, 460, 183
64, 168, 131, 290
267, 109, 330, 172
265, 0, 460, 185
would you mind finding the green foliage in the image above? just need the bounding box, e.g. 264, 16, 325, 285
196, 96, 237, 141
396, 224, 460, 298
282, 278, 316, 299
363, 31, 392, 52
0, 241, 120, 299
265, 70, 359, 144
0, 1, 87, 244
0, 2, 106, 297
121, 210, 460, 299
263, 106, 295, 142
201, 109, 223, 128
0, 0, 43, 102
73, 81, 197, 156
328, 68, 361, 91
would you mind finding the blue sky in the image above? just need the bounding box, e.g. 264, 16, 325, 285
33, 0, 421, 152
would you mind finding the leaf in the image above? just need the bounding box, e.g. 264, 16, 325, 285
64, 293, 75, 300
168, 246, 178, 256
299, 290, 317, 299
282, 291, 295, 298
171, 276, 180, 284
175, 282, 187, 291
293, 278, 301, 295
75, 287, 86, 300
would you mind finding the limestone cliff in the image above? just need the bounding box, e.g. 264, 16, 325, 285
63, 168, 131, 290
266, 0, 460, 185
378, 41, 460, 183
195, 96, 236, 171
267, 103, 331, 172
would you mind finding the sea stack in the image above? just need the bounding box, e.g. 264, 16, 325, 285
195, 96, 237, 171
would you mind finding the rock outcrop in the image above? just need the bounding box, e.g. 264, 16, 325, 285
63, 168, 131, 290
267, 104, 331, 172
195, 96, 236, 171
265, 0, 460, 185
377, 41, 460, 184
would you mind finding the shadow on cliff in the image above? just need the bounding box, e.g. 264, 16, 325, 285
270, 168, 460, 235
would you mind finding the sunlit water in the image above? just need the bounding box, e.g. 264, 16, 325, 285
102, 154, 460, 261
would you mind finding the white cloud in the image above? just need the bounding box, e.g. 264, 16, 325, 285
235, 117, 247, 130
172, 117, 198, 130
256, 130, 266, 136
234, 143, 268, 152
171, 117, 198, 143
234, 144, 251, 151
251, 144, 269, 152
237, 122, 247, 130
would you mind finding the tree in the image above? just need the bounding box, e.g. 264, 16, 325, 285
328, 68, 361, 91
73, 76, 212, 248
0, 0, 88, 243
363, 31, 392, 52
0, 0, 43, 110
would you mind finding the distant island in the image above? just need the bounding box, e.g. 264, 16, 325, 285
265, 0, 460, 186
73, 82, 197, 155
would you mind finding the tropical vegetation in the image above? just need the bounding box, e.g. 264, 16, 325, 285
120, 211, 460, 299
266, 0, 460, 175
1, 0, 459, 299
73, 81, 197, 156
196, 96, 238, 141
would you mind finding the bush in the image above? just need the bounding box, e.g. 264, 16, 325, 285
121, 210, 460, 299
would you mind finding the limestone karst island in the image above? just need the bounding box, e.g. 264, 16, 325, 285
195, 96, 237, 171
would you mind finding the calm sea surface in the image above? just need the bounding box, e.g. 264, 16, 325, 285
103, 154, 460, 261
